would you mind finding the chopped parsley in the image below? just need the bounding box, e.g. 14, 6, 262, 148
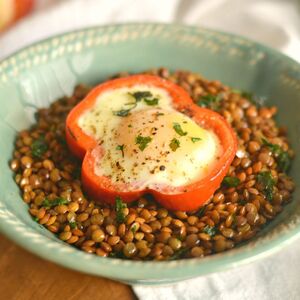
144, 98, 159, 106
239, 199, 247, 206
69, 221, 77, 229
277, 152, 291, 173
56, 135, 67, 146
113, 108, 133, 117
173, 122, 187, 136
32, 216, 39, 222
113, 98, 139, 117
130, 91, 153, 102
191, 137, 201, 143
262, 138, 281, 152
115, 196, 127, 224
203, 225, 217, 237
222, 176, 240, 187
113, 90, 159, 117
239, 91, 254, 101
169, 138, 180, 151
116, 144, 125, 157
130, 91, 159, 106
109, 251, 125, 259
262, 138, 291, 173
41, 197, 68, 208
135, 135, 152, 151
131, 223, 138, 233
196, 205, 207, 217
232, 89, 263, 106
257, 171, 275, 201
197, 94, 222, 111
169, 248, 189, 260
31, 137, 48, 158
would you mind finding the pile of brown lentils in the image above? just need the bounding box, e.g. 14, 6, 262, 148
10, 68, 295, 260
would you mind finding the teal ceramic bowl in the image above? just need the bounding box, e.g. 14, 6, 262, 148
0, 24, 300, 285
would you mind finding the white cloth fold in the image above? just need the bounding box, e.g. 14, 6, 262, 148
134, 241, 300, 300
1, 1, 300, 299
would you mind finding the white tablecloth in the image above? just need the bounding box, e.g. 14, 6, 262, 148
1, 1, 300, 299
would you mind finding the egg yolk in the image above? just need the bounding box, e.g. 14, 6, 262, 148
78, 85, 222, 190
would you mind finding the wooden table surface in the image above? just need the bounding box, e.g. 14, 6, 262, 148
0, 234, 136, 300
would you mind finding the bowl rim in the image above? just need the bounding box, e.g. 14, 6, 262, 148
1, 22, 300, 282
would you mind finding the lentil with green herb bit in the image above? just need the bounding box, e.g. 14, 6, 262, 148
11, 68, 295, 260
31, 137, 48, 158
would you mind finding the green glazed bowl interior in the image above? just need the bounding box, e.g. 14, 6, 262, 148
0, 23, 300, 285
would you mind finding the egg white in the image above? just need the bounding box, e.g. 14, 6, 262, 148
78, 85, 222, 190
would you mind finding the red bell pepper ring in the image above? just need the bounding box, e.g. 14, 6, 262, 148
66, 75, 237, 211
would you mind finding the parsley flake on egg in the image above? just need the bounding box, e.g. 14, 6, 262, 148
191, 137, 201, 143
173, 122, 187, 136
116, 144, 125, 157
169, 138, 180, 152
135, 135, 152, 151
130, 91, 159, 106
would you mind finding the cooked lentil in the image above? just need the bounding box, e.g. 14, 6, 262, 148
10, 68, 295, 260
